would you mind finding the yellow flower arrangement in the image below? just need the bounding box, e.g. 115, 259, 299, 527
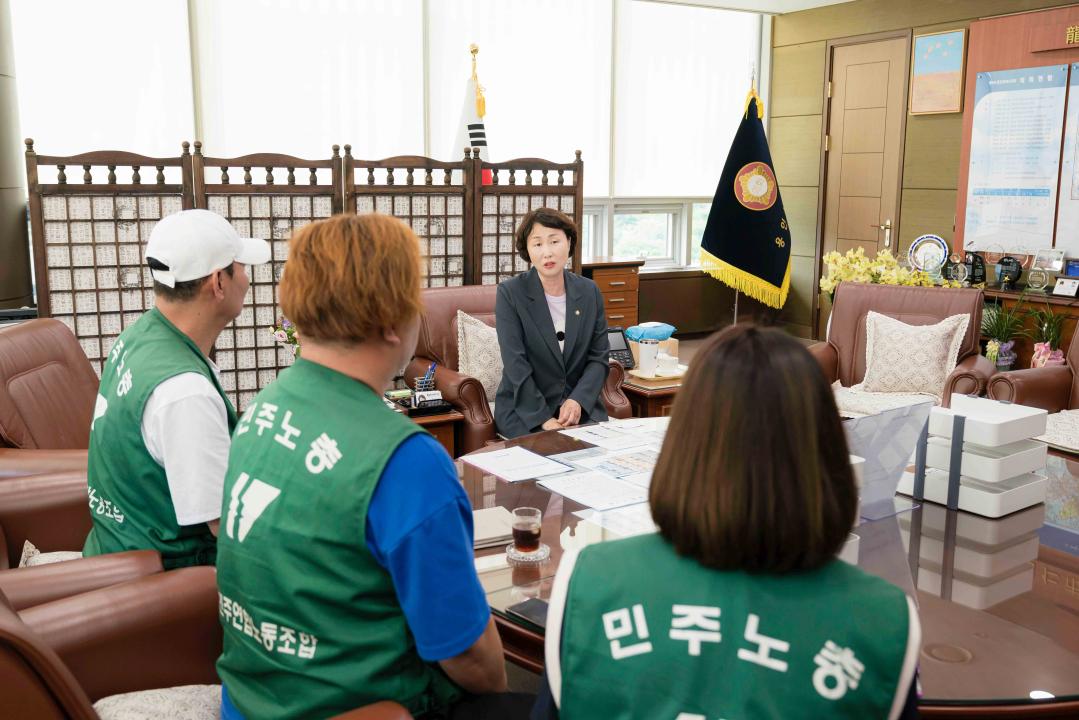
819, 247, 962, 298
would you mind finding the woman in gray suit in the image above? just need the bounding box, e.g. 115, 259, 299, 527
494, 208, 610, 438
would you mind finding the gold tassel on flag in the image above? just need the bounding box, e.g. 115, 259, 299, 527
470, 44, 486, 119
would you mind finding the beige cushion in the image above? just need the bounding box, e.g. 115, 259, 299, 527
93, 684, 221, 720
858, 311, 969, 398
18, 540, 83, 568
833, 382, 939, 419
457, 310, 502, 399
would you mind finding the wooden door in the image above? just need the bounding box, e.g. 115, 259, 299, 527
822, 36, 909, 260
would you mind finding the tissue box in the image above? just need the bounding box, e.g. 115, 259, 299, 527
629, 338, 679, 365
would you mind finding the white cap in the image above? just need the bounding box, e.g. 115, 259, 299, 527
145, 209, 271, 288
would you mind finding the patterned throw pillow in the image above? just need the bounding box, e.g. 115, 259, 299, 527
859, 311, 970, 398
457, 310, 503, 399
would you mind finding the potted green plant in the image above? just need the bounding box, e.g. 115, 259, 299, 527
982, 302, 1024, 371
1024, 301, 1068, 368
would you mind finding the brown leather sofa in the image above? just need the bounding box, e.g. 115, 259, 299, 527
0, 470, 167, 612
0, 568, 412, 719
987, 323, 1079, 412
808, 282, 994, 404
405, 284, 632, 454
0, 319, 97, 475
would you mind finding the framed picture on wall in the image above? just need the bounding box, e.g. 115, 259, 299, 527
910, 29, 966, 114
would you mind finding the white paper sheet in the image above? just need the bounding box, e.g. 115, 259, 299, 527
574, 503, 658, 538
575, 448, 660, 479
462, 447, 572, 482
538, 471, 648, 511
558, 424, 651, 451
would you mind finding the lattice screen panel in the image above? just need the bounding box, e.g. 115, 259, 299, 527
204, 193, 334, 410
40, 193, 184, 374
354, 192, 467, 288
345, 149, 472, 288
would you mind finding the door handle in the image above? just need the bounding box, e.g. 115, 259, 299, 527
870, 219, 893, 249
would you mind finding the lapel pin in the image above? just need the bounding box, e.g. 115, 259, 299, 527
575, 310, 580, 316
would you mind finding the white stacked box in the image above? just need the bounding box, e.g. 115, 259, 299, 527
896, 395, 1049, 517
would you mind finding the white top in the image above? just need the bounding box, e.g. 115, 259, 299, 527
140, 367, 230, 526
545, 292, 567, 352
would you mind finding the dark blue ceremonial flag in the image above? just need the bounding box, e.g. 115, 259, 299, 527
700, 93, 791, 309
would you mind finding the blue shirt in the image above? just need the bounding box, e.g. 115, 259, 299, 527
223, 432, 489, 720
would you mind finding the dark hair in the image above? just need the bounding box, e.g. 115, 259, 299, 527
515, 208, 577, 264
153, 263, 234, 302
649, 324, 857, 574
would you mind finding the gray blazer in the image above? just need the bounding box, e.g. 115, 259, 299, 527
494, 268, 610, 438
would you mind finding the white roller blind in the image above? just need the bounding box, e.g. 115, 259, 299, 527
427, 0, 613, 196
11, 0, 195, 156
614, 1, 760, 197
194, 0, 423, 159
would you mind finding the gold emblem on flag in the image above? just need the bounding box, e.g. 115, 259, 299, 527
733, 161, 778, 211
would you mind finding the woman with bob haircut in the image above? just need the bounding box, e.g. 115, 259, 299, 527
534, 325, 921, 720
494, 207, 610, 438
216, 214, 534, 720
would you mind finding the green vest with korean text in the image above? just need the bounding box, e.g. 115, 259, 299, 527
556, 533, 915, 720
215, 358, 461, 720
83, 308, 237, 569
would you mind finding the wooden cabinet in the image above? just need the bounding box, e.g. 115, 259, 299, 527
583, 258, 646, 329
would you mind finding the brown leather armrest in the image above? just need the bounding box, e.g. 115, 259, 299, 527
0, 471, 90, 570
329, 701, 414, 720
944, 353, 997, 405
603, 360, 632, 419
807, 342, 839, 384
406, 357, 495, 454
987, 365, 1074, 413
19, 566, 221, 702
0, 551, 162, 612
0, 449, 88, 478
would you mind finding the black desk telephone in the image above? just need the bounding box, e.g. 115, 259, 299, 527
607, 326, 635, 370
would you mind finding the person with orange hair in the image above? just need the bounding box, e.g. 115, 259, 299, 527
215, 214, 532, 719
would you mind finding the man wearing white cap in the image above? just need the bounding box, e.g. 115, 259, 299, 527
83, 210, 270, 569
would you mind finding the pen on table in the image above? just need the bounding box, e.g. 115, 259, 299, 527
423, 361, 436, 383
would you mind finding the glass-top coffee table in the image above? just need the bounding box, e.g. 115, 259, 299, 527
462, 430, 1079, 717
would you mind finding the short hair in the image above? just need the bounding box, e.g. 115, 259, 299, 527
515, 207, 577, 264
153, 263, 233, 302
649, 324, 857, 574
280, 214, 422, 344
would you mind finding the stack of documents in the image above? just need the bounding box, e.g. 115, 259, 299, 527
472, 506, 514, 550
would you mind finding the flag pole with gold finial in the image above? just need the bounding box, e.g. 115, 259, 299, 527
732, 61, 757, 325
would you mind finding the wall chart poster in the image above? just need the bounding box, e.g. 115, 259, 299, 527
1055, 63, 1079, 258
964, 65, 1068, 254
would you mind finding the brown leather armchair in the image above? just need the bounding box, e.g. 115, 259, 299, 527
406, 284, 632, 454
987, 324, 1079, 412
808, 282, 994, 405
0, 319, 97, 475
0, 568, 413, 720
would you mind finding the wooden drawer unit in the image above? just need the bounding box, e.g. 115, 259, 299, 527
583, 258, 645, 330
593, 268, 639, 293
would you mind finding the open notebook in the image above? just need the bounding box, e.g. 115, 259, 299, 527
473, 507, 514, 550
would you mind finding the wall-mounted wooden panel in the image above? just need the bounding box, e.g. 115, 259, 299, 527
770, 115, 823, 187
898, 188, 957, 255
782, 185, 820, 257
773, 0, 1075, 47
770, 42, 827, 117
903, 113, 963, 190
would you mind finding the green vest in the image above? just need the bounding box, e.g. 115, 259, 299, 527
557, 533, 913, 719
215, 358, 461, 720
84, 308, 237, 569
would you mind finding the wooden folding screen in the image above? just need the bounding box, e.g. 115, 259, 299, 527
191, 143, 340, 409
27, 140, 584, 408
343, 147, 473, 287
25, 140, 194, 375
